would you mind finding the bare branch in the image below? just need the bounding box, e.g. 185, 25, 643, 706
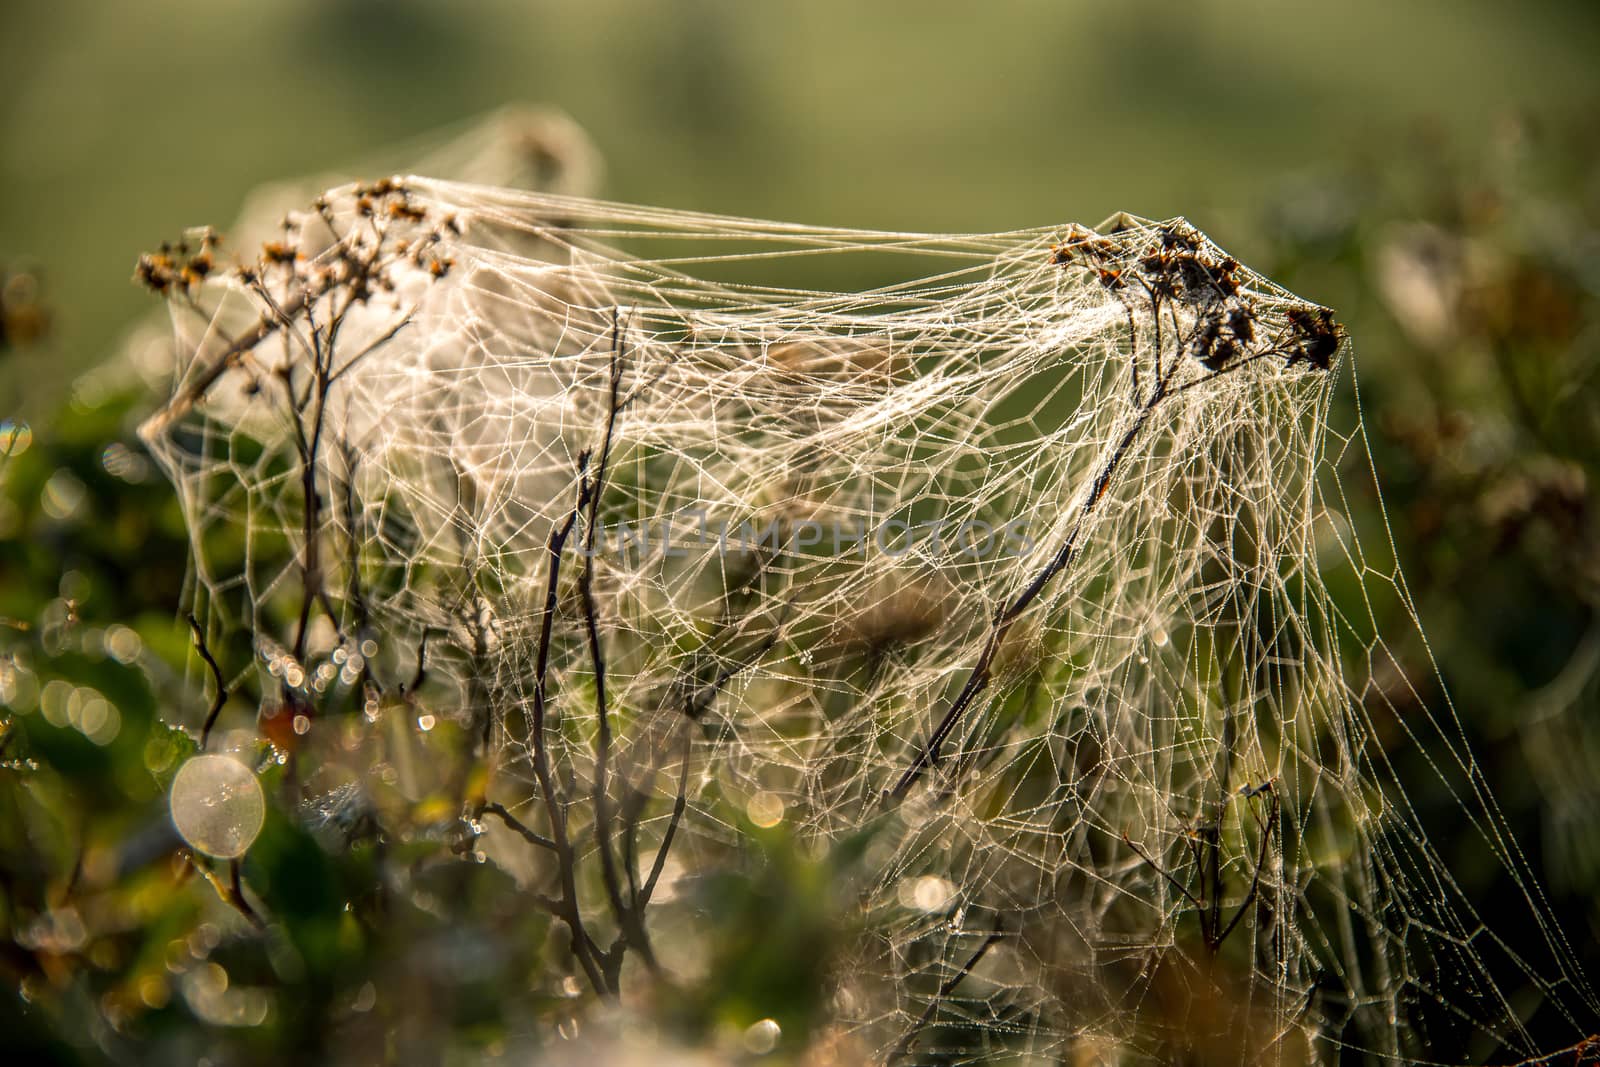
478, 801, 559, 854
186, 613, 227, 750
1215, 788, 1281, 949
1121, 831, 1206, 914
885, 919, 1005, 1066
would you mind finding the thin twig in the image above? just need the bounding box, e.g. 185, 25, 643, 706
478, 801, 559, 853
639, 724, 692, 911
890, 289, 1318, 799
186, 613, 227, 750
1121, 831, 1206, 913
581, 311, 660, 976
325, 309, 419, 387
228, 861, 262, 926
885, 919, 1006, 1065
186, 853, 266, 930
140, 295, 306, 437
890, 377, 1168, 799
1214, 789, 1280, 949
527, 474, 607, 995
410, 627, 433, 693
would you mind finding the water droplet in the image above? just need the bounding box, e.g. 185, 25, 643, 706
0, 420, 33, 457
169, 754, 266, 859
351, 982, 377, 1013
39, 679, 72, 727
41, 469, 88, 521
75, 694, 120, 745
104, 624, 144, 664
906, 876, 956, 912
417, 713, 436, 732
102, 441, 152, 483
743, 1018, 781, 1055
138, 974, 170, 1009
746, 790, 784, 828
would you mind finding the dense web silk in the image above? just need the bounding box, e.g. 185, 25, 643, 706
140, 178, 1598, 1064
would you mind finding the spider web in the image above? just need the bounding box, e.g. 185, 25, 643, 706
139, 177, 1598, 1064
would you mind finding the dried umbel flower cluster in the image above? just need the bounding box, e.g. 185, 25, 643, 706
137, 179, 455, 312
137, 179, 465, 446
1052, 218, 1343, 378
135, 182, 1597, 1065
134, 227, 224, 296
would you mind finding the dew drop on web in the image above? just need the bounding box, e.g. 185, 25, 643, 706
169, 754, 266, 859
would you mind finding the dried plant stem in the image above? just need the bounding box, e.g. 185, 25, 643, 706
187, 613, 227, 750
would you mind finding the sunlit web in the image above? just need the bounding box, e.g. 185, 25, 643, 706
140, 178, 1598, 1065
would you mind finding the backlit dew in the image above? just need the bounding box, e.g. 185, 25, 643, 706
898, 875, 956, 913
351, 982, 377, 1013
746, 789, 784, 828
41, 469, 88, 521
125, 178, 1583, 1055
102, 441, 152, 483
0, 420, 33, 456
38, 679, 72, 727
0, 659, 38, 713
743, 1018, 781, 1055
169, 754, 266, 859
181, 961, 272, 1027
73, 693, 120, 746
104, 623, 144, 664
138, 974, 170, 1010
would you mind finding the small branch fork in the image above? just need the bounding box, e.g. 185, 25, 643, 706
180, 853, 266, 931
488, 310, 782, 999
186, 613, 227, 750
1121, 779, 1280, 954
521, 417, 610, 993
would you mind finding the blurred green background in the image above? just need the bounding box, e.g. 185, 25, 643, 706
3, 1, 1600, 1063
4, 0, 1599, 413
